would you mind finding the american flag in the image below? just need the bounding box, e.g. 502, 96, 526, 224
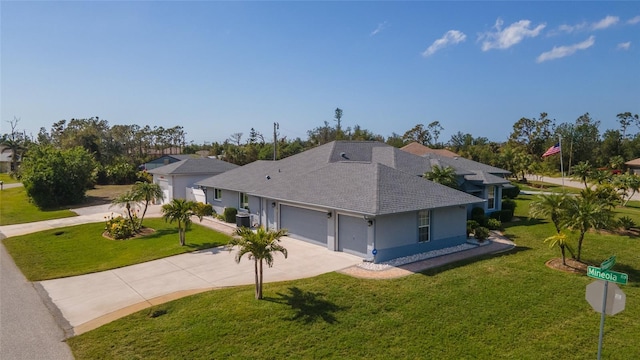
542, 143, 561, 157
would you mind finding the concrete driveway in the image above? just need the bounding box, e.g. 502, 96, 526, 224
38, 235, 361, 335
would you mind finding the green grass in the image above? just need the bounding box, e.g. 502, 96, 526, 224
0, 187, 77, 225
2, 218, 232, 280
67, 198, 640, 359
0, 173, 19, 184
516, 180, 581, 194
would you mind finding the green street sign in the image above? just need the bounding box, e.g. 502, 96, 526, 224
600, 256, 616, 271
587, 266, 628, 285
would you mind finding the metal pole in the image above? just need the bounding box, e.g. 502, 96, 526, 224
597, 281, 608, 360
273, 122, 279, 161
559, 135, 565, 188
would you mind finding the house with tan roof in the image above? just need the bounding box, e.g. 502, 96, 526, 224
626, 158, 640, 175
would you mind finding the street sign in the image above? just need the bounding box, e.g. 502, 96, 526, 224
600, 256, 616, 271
586, 281, 626, 315
587, 266, 628, 285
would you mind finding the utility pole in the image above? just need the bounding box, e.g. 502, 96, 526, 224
273, 122, 279, 161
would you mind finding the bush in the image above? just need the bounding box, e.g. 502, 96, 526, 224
223, 207, 238, 223
467, 220, 479, 237
487, 218, 502, 230
471, 207, 486, 226
501, 199, 517, 211
104, 215, 136, 240
618, 216, 636, 230
474, 226, 490, 242
195, 203, 214, 217
502, 185, 521, 199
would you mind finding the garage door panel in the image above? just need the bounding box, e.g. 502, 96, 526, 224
338, 215, 367, 256
281, 205, 327, 245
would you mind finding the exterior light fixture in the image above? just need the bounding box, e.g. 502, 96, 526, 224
271, 202, 276, 208
327, 212, 332, 219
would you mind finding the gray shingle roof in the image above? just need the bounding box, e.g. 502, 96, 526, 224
148, 158, 238, 175
464, 171, 510, 185
424, 153, 510, 175
196, 141, 485, 215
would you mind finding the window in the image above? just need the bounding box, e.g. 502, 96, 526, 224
239, 192, 249, 210
418, 210, 430, 243
214, 188, 222, 201
487, 186, 496, 210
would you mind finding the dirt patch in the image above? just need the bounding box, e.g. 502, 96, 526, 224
71, 185, 132, 208
545, 257, 589, 274
102, 227, 156, 240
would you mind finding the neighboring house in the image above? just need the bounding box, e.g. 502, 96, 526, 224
0, 146, 13, 173
196, 141, 493, 263
625, 158, 640, 175
148, 158, 238, 204
143, 154, 199, 171
400, 142, 460, 158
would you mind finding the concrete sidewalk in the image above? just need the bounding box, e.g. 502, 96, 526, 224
525, 174, 640, 201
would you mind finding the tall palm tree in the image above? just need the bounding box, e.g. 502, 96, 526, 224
228, 227, 288, 300
571, 161, 591, 188
161, 199, 204, 246
131, 181, 164, 225
423, 165, 458, 189
563, 194, 614, 262
529, 191, 570, 234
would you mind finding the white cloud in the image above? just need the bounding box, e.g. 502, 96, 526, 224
421, 30, 466, 57
536, 36, 595, 63
370, 21, 388, 36
617, 42, 631, 50
479, 18, 546, 51
555, 22, 588, 34
628, 15, 640, 25
592, 15, 619, 30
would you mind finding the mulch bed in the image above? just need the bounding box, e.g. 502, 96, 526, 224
545, 257, 589, 274
102, 227, 156, 240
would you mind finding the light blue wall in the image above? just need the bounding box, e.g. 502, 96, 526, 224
372, 206, 468, 263
208, 188, 240, 215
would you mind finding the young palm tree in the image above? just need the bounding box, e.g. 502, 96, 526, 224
161, 199, 204, 246
563, 194, 614, 262
544, 232, 573, 266
423, 165, 458, 189
131, 181, 164, 225
571, 161, 591, 188
111, 191, 140, 230
529, 191, 570, 234
228, 227, 288, 300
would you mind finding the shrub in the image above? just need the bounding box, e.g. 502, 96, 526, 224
502, 185, 521, 199
467, 220, 479, 237
223, 207, 238, 223
501, 199, 517, 211
487, 218, 502, 230
104, 215, 136, 240
500, 209, 514, 222
618, 216, 636, 230
471, 207, 486, 226
195, 203, 214, 217
474, 226, 490, 242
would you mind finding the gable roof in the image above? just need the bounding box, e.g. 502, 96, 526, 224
196, 141, 483, 215
400, 142, 459, 157
423, 153, 510, 176
625, 158, 640, 167
148, 158, 238, 175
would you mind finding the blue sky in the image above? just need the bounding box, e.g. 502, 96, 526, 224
2, 1, 639, 145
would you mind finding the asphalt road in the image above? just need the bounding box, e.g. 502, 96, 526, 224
0, 241, 74, 360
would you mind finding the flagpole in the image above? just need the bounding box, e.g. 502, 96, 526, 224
559, 135, 564, 188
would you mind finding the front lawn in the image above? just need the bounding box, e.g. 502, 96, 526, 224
0, 173, 19, 184
67, 200, 640, 359
2, 218, 232, 281
0, 187, 77, 225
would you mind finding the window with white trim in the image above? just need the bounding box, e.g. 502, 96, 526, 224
487, 186, 496, 210
239, 192, 249, 210
214, 188, 222, 201
418, 210, 430, 243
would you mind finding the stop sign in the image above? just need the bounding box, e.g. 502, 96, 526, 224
586, 281, 626, 315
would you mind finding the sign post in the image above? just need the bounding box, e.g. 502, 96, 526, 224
585, 256, 628, 360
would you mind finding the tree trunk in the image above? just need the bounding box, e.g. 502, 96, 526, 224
560, 245, 566, 266
254, 259, 260, 299
258, 259, 264, 300
179, 227, 185, 246
576, 232, 585, 261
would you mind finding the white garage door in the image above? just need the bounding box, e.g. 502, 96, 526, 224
280, 205, 328, 245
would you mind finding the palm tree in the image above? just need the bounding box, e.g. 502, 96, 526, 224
544, 232, 573, 266
131, 181, 163, 225
161, 199, 204, 246
423, 165, 458, 189
228, 227, 288, 300
529, 191, 570, 234
563, 194, 614, 262
571, 161, 591, 188
614, 174, 640, 207
111, 191, 140, 230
